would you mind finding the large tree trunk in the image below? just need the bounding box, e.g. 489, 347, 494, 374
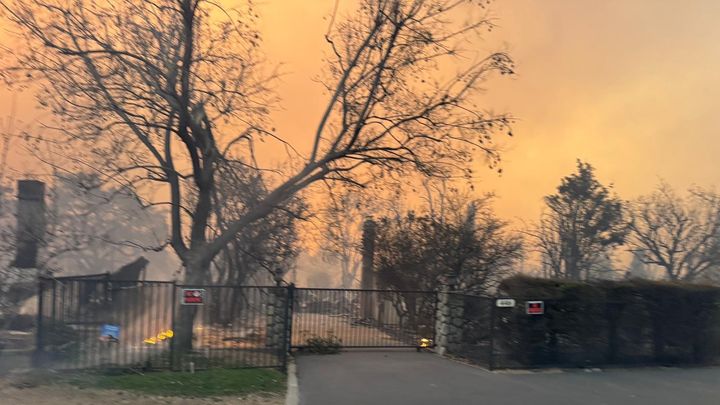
566, 242, 581, 280
175, 256, 211, 354
175, 304, 197, 355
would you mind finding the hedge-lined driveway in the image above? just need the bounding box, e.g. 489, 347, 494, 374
296, 350, 720, 405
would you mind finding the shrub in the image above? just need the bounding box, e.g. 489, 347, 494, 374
494, 276, 720, 367
305, 333, 342, 354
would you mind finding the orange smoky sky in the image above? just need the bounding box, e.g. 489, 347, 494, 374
2, 0, 720, 226
256, 0, 720, 225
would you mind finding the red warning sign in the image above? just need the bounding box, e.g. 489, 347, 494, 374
182, 288, 205, 305
526, 301, 544, 315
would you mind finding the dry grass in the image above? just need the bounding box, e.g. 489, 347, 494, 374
0, 368, 285, 405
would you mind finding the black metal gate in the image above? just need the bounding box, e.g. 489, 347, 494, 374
35, 278, 438, 371
290, 288, 437, 349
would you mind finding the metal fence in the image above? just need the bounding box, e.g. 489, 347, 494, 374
40, 277, 712, 372
291, 288, 436, 349
35, 277, 287, 371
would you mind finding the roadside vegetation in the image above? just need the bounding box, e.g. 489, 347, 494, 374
6, 368, 285, 398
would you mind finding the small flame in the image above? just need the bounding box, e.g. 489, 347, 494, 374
144, 329, 174, 345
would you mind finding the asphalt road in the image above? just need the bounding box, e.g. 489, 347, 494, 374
295, 350, 720, 405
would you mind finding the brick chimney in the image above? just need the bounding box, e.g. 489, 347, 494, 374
13, 180, 46, 269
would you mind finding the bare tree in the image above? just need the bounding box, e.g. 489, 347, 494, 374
628, 183, 720, 282
210, 162, 304, 287
533, 210, 564, 279
44, 172, 170, 273
315, 183, 376, 289
1, 0, 514, 349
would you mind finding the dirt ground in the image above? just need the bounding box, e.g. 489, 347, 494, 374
292, 313, 415, 347
0, 379, 284, 405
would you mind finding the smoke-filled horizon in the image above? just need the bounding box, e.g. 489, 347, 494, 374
3, 0, 720, 226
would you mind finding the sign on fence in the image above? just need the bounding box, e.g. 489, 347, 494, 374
496, 298, 516, 308
99, 324, 120, 342
181, 288, 205, 305
526, 301, 544, 315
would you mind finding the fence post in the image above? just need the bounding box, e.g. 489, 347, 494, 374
266, 284, 289, 367
169, 281, 177, 370
32, 277, 46, 367
488, 298, 496, 370
431, 290, 440, 348
281, 283, 295, 373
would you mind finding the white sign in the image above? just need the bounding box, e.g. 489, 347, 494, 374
496, 298, 516, 308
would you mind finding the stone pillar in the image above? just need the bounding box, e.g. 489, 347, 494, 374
435, 286, 450, 355
360, 217, 376, 290
434, 285, 465, 356
360, 218, 376, 320
265, 288, 289, 351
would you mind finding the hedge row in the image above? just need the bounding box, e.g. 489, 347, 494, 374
494, 276, 720, 367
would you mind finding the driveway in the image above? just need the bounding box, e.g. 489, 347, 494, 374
295, 350, 720, 405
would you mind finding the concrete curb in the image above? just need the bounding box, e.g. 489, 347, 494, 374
285, 357, 299, 405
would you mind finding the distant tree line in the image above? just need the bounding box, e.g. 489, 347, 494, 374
317, 159, 720, 297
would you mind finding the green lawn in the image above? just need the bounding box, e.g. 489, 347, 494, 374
64, 368, 286, 397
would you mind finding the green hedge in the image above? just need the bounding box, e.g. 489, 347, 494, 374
495, 276, 720, 367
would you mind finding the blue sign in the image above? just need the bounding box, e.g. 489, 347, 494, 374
100, 324, 120, 342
